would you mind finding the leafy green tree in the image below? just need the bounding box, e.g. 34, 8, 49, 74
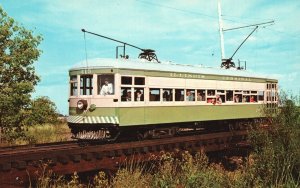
0, 6, 42, 141
25, 96, 59, 125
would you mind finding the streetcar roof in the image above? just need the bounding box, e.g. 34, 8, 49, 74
70, 58, 276, 80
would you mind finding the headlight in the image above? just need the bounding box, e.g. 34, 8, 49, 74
77, 100, 87, 110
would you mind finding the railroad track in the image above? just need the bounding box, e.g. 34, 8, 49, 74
0, 141, 78, 155
0, 130, 248, 187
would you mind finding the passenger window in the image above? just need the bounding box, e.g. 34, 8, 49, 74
218, 95, 225, 104
258, 91, 264, 101
175, 89, 184, 101
121, 76, 132, 85
242, 95, 250, 103
207, 90, 215, 96
234, 94, 242, 103
121, 87, 132, 101
196, 90, 206, 101
207, 97, 216, 104
268, 92, 271, 101
250, 95, 257, 102
271, 91, 276, 101
80, 75, 93, 95
150, 88, 160, 101
134, 88, 144, 102
134, 77, 145, 85
70, 76, 78, 96
98, 74, 114, 95
186, 89, 195, 101
163, 89, 173, 101
226, 90, 233, 101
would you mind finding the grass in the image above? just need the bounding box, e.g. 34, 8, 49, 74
0, 122, 71, 146
22, 123, 71, 144
31, 151, 264, 188
34, 149, 299, 188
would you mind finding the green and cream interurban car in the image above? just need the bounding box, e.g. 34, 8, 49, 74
67, 58, 278, 141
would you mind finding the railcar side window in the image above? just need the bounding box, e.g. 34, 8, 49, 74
266, 91, 271, 101
70, 76, 78, 96
134, 88, 144, 102
150, 88, 160, 101
218, 95, 225, 103
98, 75, 114, 95
207, 97, 216, 104
134, 77, 145, 85
242, 96, 250, 103
234, 94, 242, 103
121, 76, 132, 85
80, 75, 93, 95
163, 89, 173, 101
271, 91, 276, 101
175, 89, 184, 101
186, 89, 195, 101
258, 91, 264, 101
121, 87, 132, 101
242, 90, 251, 103
207, 90, 215, 96
196, 90, 206, 101
216, 90, 225, 103
226, 90, 233, 101
250, 95, 257, 102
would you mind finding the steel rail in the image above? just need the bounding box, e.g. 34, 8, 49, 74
0, 141, 78, 155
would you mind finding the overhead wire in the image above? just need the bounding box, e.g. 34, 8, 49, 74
136, 0, 217, 19
136, 0, 299, 40
136, 0, 262, 25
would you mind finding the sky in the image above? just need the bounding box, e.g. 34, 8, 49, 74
1, 0, 299, 114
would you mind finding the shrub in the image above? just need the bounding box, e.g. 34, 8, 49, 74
248, 93, 300, 187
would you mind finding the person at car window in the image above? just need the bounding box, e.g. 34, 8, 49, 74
135, 90, 144, 101
127, 91, 132, 101
100, 78, 113, 95
186, 91, 194, 101
216, 94, 222, 104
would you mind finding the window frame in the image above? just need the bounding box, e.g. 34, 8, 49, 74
70, 75, 78, 96
162, 88, 173, 102
80, 75, 93, 96
98, 74, 115, 95
149, 88, 161, 102
120, 75, 146, 102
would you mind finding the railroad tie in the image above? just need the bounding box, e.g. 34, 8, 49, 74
82, 153, 93, 161
70, 154, 81, 162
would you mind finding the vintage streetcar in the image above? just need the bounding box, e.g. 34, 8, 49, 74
68, 16, 278, 142
67, 55, 278, 141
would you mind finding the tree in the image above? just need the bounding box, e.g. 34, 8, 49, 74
0, 6, 42, 141
25, 96, 59, 125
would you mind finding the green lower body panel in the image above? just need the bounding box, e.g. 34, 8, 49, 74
69, 104, 264, 126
